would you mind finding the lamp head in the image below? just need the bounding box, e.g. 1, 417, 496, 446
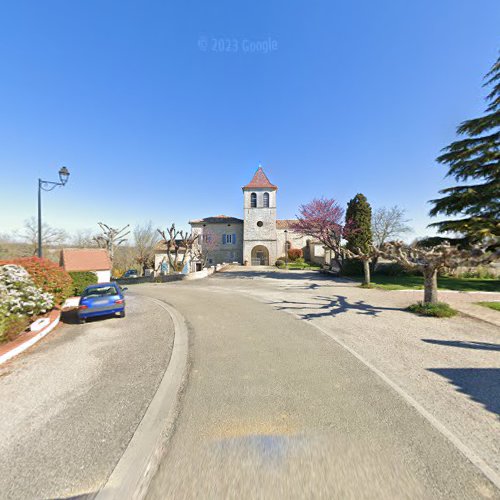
58, 166, 70, 185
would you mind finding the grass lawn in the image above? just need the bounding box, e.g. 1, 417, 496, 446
286, 262, 322, 270
365, 275, 500, 293
476, 301, 500, 311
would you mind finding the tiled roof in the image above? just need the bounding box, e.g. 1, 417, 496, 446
190, 215, 244, 224
60, 248, 111, 271
242, 167, 277, 190
276, 219, 298, 229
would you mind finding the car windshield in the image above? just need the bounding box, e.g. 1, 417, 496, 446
83, 286, 118, 298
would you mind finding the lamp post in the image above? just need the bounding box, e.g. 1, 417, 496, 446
37, 166, 70, 258
284, 229, 288, 269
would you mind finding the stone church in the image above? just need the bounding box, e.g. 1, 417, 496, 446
189, 167, 324, 266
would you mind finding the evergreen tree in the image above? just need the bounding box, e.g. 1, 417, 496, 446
429, 55, 500, 240
344, 194, 373, 285
345, 193, 372, 252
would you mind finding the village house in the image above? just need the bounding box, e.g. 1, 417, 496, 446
60, 248, 112, 282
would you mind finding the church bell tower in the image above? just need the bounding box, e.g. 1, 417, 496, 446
242, 167, 278, 266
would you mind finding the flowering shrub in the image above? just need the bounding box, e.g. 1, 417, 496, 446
0, 265, 54, 318
0, 257, 72, 304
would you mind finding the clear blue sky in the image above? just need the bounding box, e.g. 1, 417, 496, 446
0, 0, 498, 240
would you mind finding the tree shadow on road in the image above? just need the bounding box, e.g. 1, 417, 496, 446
269, 295, 402, 319
422, 339, 500, 351
428, 368, 500, 418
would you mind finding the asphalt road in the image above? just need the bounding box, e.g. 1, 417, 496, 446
134, 277, 500, 499
0, 293, 174, 500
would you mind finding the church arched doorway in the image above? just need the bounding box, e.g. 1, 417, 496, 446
251, 245, 269, 266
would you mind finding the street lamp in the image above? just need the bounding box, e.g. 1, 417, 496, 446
284, 229, 288, 269
38, 166, 70, 258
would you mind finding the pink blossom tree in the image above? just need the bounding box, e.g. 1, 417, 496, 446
293, 198, 348, 271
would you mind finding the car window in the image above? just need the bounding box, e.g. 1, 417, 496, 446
83, 286, 118, 298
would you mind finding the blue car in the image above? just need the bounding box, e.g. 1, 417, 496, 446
78, 282, 126, 324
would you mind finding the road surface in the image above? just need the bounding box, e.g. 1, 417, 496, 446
134, 271, 500, 499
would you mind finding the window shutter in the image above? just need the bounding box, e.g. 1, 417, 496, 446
222, 234, 226, 245
233, 233, 236, 245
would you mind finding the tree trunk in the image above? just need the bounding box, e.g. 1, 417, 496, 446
362, 259, 371, 285
423, 268, 438, 304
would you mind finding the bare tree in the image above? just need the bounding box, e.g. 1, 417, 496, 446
372, 206, 412, 248
19, 217, 67, 255
341, 245, 377, 286
380, 241, 498, 304
134, 221, 160, 275
157, 223, 199, 274
93, 222, 130, 262
71, 229, 96, 248
191, 229, 218, 268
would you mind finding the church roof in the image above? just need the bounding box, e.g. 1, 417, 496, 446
189, 215, 243, 224
242, 167, 277, 190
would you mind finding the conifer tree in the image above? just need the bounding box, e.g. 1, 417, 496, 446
345, 193, 372, 252
430, 55, 500, 239
344, 193, 373, 284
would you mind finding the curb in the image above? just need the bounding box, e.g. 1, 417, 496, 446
96, 298, 189, 500
0, 309, 60, 366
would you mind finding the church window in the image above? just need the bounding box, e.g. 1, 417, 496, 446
263, 192, 270, 208
257, 221, 263, 227
250, 192, 257, 208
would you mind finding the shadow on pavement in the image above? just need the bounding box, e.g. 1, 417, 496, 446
428, 368, 500, 418
269, 294, 402, 319
422, 339, 500, 351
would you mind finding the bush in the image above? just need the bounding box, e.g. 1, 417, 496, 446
341, 259, 364, 276
275, 259, 285, 268
406, 302, 457, 318
373, 262, 414, 277
69, 271, 98, 296
0, 257, 72, 304
455, 266, 497, 279
0, 264, 55, 342
288, 248, 303, 262
0, 315, 30, 344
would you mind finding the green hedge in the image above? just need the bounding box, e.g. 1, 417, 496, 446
69, 271, 98, 296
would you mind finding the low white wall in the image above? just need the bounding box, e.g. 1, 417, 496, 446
96, 270, 111, 283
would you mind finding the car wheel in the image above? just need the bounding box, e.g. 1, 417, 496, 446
78, 318, 86, 324
119, 311, 126, 318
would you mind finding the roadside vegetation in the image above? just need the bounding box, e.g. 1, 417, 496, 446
406, 302, 458, 318
366, 275, 499, 293
476, 301, 500, 312
0, 258, 72, 343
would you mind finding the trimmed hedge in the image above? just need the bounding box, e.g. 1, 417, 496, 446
0, 257, 72, 304
69, 271, 98, 296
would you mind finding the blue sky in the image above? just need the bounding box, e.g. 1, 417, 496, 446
0, 0, 498, 240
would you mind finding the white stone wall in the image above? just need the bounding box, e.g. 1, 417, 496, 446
191, 222, 244, 265
243, 188, 277, 264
